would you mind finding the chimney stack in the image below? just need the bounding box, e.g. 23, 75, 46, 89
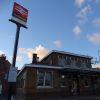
32, 53, 38, 64
0, 54, 6, 60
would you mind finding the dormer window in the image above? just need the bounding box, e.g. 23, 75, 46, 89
50, 59, 52, 65
58, 55, 66, 66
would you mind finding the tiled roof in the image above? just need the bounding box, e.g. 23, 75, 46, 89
40, 50, 92, 61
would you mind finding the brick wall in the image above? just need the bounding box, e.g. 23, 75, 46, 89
0, 56, 10, 95
17, 66, 100, 100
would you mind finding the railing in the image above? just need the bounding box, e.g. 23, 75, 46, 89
63, 62, 91, 69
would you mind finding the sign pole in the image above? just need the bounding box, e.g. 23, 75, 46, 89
7, 23, 21, 100
7, 24, 20, 100
7, 2, 28, 100
12, 24, 20, 67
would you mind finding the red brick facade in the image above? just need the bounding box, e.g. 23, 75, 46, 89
0, 55, 11, 95
17, 51, 100, 100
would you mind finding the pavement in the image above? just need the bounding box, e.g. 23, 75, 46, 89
38, 95, 100, 100
1, 95, 100, 100
0, 95, 6, 100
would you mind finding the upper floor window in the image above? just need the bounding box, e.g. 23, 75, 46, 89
58, 56, 66, 66
75, 61, 82, 67
65, 57, 71, 65
50, 59, 52, 65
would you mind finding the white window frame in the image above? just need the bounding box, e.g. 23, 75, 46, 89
37, 70, 53, 88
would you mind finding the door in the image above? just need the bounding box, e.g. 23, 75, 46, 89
71, 80, 78, 95
0, 84, 2, 95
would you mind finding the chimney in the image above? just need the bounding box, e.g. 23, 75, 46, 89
32, 53, 38, 64
0, 54, 6, 60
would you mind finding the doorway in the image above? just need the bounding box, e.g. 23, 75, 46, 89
71, 80, 78, 95
0, 82, 2, 95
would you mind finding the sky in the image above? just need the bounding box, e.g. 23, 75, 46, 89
0, 0, 100, 69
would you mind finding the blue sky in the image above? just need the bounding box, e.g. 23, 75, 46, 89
0, 0, 100, 69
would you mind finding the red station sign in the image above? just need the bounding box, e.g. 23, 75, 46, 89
11, 2, 28, 26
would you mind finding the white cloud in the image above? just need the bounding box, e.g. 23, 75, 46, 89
33, 45, 50, 60
19, 45, 50, 60
93, 18, 100, 27
75, 0, 86, 7
0, 51, 4, 55
53, 40, 62, 48
76, 0, 100, 24
87, 33, 100, 43
73, 25, 81, 36
92, 63, 100, 68
16, 55, 22, 62
19, 48, 34, 59
76, 5, 92, 22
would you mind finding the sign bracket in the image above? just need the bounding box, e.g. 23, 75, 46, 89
9, 19, 27, 29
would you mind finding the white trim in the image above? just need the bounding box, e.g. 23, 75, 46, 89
37, 86, 53, 89
17, 64, 61, 77
17, 64, 100, 77
17, 65, 26, 76
25, 64, 63, 69
11, 16, 27, 26
60, 86, 66, 88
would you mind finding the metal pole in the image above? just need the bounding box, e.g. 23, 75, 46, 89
12, 24, 20, 67
7, 24, 20, 100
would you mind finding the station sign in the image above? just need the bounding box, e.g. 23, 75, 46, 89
11, 2, 28, 27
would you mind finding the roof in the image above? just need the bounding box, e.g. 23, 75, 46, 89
17, 64, 62, 76
61, 66, 100, 74
40, 50, 93, 61
17, 63, 100, 77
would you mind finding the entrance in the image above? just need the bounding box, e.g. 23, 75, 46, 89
71, 80, 78, 95
0, 82, 2, 95
68, 76, 80, 95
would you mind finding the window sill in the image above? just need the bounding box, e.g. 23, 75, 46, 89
37, 86, 53, 89
60, 86, 66, 88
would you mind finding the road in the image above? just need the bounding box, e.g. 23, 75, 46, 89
0, 95, 6, 100
1, 95, 100, 100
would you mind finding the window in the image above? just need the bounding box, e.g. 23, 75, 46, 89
37, 72, 44, 86
76, 61, 82, 67
84, 81, 89, 87
60, 75, 66, 87
45, 72, 52, 86
58, 56, 66, 66
50, 59, 52, 65
37, 71, 53, 88
65, 57, 71, 65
